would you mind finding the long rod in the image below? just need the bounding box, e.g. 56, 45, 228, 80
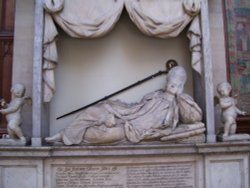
56, 60, 177, 120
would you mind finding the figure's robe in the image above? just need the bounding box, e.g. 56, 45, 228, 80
61, 90, 178, 145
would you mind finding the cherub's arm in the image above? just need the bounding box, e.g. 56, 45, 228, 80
0, 99, 7, 108
219, 98, 234, 109
0, 100, 22, 114
236, 107, 247, 115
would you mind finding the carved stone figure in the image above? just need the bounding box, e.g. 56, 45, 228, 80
46, 66, 205, 145
216, 81, 250, 141
0, 84, 28, 145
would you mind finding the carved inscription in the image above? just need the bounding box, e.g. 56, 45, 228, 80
127, 163, 194, 188
54, 163, 195, 188
54, 166, 125, 188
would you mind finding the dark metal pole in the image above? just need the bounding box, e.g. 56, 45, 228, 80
57, 60, 177, 120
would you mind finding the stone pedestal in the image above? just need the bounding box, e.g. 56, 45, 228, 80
0, 142, 249, 188
0, 139, 28, 146
217, 134, 250, 142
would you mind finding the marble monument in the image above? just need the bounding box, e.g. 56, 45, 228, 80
46, 65, 205, 145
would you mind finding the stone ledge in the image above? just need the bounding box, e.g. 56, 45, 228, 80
0, 142, 250, 158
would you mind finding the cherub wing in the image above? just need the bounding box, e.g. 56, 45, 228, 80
233, 94, 238, 104
177, 93, 202, 124
24, 97, 32, 105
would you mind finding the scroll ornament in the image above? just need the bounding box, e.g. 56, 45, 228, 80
43, 0, 202, 102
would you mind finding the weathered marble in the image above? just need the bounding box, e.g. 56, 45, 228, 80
0, 84, 28, 145
46, 66, 205, 145
45, 156, 203, 188
217, 134, 250, 142
32, 0, 44, 147
0, 143, 249, 188
0, 159, 43, 188
205, 154, 249, 188
200, 0, 216, 143
216, 81, 248, 141
1, 142, 250, 157
43, 0, 202, 102
0, 138, 27, 146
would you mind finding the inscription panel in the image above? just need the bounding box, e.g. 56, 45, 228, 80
53, 163, 195, 188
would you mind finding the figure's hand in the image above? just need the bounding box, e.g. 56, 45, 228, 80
241, 111, 247, 116
0, 99, 6, 108
105, 123, 115, 128
105, 114, 116, 128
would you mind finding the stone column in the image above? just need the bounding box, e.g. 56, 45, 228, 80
32, 0, 44, 146
200, 0, 216, 143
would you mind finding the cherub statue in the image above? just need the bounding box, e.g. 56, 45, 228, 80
217, 81, 246, 137
0, 84, 28, 143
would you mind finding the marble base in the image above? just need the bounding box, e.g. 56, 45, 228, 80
0, 143, 250, 188
205, 154, 249, 188
206, 134, 216, 143
44, 155, 204, 188
0, 138, 28, 146
32, 137, 42, 146
217, 134, 250, 142
175, 134, 206, 143
0, 159, 43, 188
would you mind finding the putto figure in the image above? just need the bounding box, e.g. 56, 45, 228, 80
46, 66, 205, 145
0, 84, 27, 143
217, 81, 246, 137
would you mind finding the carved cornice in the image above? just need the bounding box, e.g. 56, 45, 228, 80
1, 142, 250, 158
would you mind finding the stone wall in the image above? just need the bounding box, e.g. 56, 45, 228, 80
0, 143, 249, 188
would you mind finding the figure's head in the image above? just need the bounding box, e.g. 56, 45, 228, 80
11, 84, 25, 98
166, 66, 187, 95
217, 81, 231, 97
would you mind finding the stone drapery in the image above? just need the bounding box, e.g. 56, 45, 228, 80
125, 0, 202, 73
43, 0, 202, 102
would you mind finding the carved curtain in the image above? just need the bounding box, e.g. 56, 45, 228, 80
0, 0, 15, 135
43, 0, 201, 102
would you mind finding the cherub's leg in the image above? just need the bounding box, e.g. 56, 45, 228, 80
7, 127, 16, 139
223, 118, 234, 137
229, 122, 237, 135
223, 121, 231, 137
45, 133, 63, 143
8, 122, 25, 141
13, 126, 26, 142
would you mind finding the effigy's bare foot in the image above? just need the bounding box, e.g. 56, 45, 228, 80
45, 136, 59, 143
